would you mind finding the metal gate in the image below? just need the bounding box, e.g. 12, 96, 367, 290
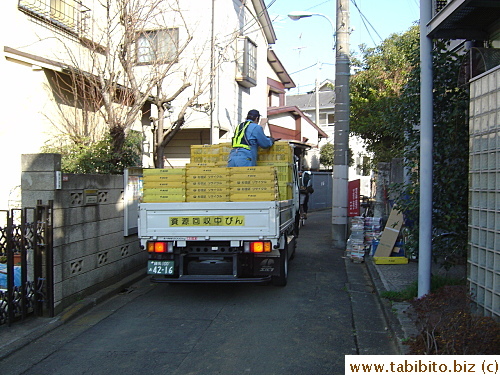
0, 201, 54, 326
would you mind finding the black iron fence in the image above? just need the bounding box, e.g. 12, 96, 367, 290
0, 201, 54, 326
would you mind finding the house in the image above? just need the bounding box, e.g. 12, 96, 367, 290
428, 0, 500, 319
286, 80, 372, 196
0, 0, 294, 207
266, 49, 329, 167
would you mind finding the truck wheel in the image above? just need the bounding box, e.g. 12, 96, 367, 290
272, 243, 288, 286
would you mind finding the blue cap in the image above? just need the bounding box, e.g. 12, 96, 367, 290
247, 109, 260, 120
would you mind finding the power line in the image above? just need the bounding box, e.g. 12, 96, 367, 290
350, 0, 383, 45
290, 63, 318, 75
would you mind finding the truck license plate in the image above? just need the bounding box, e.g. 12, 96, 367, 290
148, 260, 174, 275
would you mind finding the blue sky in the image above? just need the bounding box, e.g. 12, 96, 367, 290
266, 0, 420, 94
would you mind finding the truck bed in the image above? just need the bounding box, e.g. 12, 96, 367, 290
138, 200, 295, 244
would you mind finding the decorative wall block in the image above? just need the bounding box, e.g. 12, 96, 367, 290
120, 245, 129, 257
70, 259, 83, 274
70, 192, 83, 206
97, 251, 108, 266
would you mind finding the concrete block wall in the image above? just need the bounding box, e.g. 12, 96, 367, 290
21, 154, 145, 315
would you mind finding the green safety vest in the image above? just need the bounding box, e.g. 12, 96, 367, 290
231, 121, 251, 150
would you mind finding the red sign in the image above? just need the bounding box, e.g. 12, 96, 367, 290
348, 179, 361, 217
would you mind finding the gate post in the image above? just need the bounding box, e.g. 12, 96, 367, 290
21, 154, 60, 317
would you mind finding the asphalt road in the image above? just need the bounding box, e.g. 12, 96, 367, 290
1, 210, 398, 375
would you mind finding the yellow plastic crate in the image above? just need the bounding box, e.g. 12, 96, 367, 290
269, 141, 292, 153
142, 194, 185, 203
257, 151, 294, 163
256, 162, 292, 183
373, 257, 409, 265
186, 163, 218, 168
143, 181, 186, 189
230, 192, 278, 202
186, 193, 230, 202
230, 186, 277, 193
216, 160, 229, 167
278, 183, 293, 200
190, 144, 219, 155
188, 180, 228, 187
229, 172, 276, 181
186, 174, 230, 182
190, 154, 220, 164
229, 166, 276, 174
218, 143, 232, 155
187, 187, 229, 194
230, 179, 277, 187
143, 174, 186, 182
143, 168, 186, 176
186, 167, 230, 175
142, 188, 186, 195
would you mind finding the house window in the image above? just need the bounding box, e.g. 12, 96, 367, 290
236, 37, 257, 88
319, 112, 335, 126
136, 28, 179, 65
356, 156, 371, 176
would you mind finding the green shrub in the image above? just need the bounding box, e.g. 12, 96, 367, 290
42, 131, 142, 174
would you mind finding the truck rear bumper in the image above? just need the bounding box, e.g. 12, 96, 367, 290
150, 275, 271, 284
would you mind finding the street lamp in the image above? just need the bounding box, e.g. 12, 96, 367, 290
287, 12, 336, 50
289, 4, 350, 249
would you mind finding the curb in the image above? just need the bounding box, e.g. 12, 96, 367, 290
0, 270, 147, 361
365, 258, 416, 354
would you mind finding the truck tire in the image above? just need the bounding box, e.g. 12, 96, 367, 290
272, 242, 288, 286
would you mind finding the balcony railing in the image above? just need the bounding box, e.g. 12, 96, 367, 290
18, 0, 90, 36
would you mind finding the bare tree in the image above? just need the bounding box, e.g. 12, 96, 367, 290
45, 0, 237, 168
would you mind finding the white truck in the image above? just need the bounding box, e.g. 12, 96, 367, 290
138, 143, 301, 286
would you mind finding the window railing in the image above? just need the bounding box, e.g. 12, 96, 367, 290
433, 0, 450, 16
18, 0, 90, 36
236, 36, 257, 88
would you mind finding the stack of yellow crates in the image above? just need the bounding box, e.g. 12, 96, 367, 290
190, 145, 220, 165
173, 142, 293, 202
229, 166, 278, 201
185, 166, 230, 202
142, 168, 186, 202
218, 143, 232, 166
257, 141, 294, 201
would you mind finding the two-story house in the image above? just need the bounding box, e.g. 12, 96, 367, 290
0, 0, 307, 208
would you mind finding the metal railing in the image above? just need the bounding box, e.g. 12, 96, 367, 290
18, 0, 90, 36
0, 201, 54, 326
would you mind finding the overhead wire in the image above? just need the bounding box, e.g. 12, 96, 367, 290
350, 0, 383, 45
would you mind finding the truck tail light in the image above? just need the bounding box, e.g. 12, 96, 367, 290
147, 241, 173, 253
249, 241, 271, 253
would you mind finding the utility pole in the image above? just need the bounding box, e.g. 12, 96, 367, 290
332, 0, 350, 248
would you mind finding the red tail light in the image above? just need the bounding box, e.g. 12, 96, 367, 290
250, 241, 271, 253
147, 241, 172, 253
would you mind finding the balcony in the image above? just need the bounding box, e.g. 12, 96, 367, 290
428, 0, 500, 40
18, 0, 90, 36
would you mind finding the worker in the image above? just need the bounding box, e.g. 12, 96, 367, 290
227, 109, 279, 167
